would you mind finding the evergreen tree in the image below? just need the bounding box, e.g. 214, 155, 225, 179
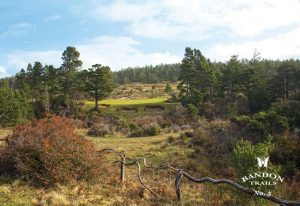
60, 46, 82, 113
84, 64, 113, 111
0, 81, 33, 126
178, 47, 217, 109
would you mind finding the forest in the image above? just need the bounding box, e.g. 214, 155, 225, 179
0, 46, 299, 205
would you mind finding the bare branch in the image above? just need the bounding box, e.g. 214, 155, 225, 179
176, 170, 300, 206
136, 161, 157, 198
96, 148, 124, 158
97, 148, 300, 205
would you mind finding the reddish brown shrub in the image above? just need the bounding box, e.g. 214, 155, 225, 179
0, 116, 102, 186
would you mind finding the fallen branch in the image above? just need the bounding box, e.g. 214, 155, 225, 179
97, 148, 126, 183
98, 148, 300, 205
175, 170, 300, 206
135, 161, 157, 198
97, 148, 124, 158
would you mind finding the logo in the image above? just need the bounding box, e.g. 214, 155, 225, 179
257, 157, 269, 168
239, 156, 284, 197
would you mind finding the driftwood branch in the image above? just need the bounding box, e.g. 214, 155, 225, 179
98, 148, 300, 205
97, 148, 124, 158
175, 170, 300, 206
97, 148, 126, 183
135, 161, 157, 197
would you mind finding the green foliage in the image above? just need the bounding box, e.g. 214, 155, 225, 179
165, 83, 172, 93
178, 47, 217, 109
114, 63, 180, 84
83, 64, 113, 111
233, 138, 281, 191
59, 46, 83, 112
186, 103, 198, 118
0, 82, 33, 127
271, 100, 300, 130
233, 110, 288, 141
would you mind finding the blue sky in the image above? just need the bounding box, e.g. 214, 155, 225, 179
1, 0, 300, 77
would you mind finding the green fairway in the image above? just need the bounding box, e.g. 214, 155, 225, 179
85, 97, 169, 106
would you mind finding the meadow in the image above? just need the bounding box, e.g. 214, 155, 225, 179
0, 129, 283, 206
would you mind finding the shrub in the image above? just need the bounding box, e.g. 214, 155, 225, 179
0, 116, 102, 186
187, 104, 198, 118
233, 110, 289, 142
88, 123, 112, 137
85, 110, 129, 133
164, 105, 190, 125
129, 123, 161, 137
232, 138, 281, 191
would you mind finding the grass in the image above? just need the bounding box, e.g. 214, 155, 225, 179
0, 128, 289, 205
83, 96, 178, 117
84, 97, 169, 107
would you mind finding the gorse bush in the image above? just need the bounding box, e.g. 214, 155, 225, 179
0, 116, 102, 186
233, 110, 288, 142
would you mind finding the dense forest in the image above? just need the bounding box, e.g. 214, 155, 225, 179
114, 63, 180, 84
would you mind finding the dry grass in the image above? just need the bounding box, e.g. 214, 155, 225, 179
0, 128, 297, 205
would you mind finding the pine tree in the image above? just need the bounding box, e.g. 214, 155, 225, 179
84, 64, 113, 111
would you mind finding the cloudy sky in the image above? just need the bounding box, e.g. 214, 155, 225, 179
1, 0, 300, 77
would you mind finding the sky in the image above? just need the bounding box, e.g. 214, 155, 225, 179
1, 0, 300, 77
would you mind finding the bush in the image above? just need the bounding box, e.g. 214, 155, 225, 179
88, 123, 111, 137
129, 123, 161, 137
187, 104, 198, 118
84, 110, 129, 134
0, 116, 102, 186
232, 138, 281, 191
233, 110, 289, 142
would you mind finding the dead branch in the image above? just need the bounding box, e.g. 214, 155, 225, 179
98, 148, 300, 205
96, 148, 124, 158
136, 161, 157, 198
175, 170, 300, 206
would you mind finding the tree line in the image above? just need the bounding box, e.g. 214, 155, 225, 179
178, 47, 300, 131
1, 46, 300, 129
114, 63, 180, 84
0, 46, 113, 126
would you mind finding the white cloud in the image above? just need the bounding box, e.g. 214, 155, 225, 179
0, 66, 10, 78
6, 50, 62, 71
90, 0, 300, 39
77, 36, 181, 70
207, 27, 300, 61
0, 22, 36, 38
3, 36, 181, 75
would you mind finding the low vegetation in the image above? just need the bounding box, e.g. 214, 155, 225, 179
0, 46, 299, 205
0, 116, 103, 187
